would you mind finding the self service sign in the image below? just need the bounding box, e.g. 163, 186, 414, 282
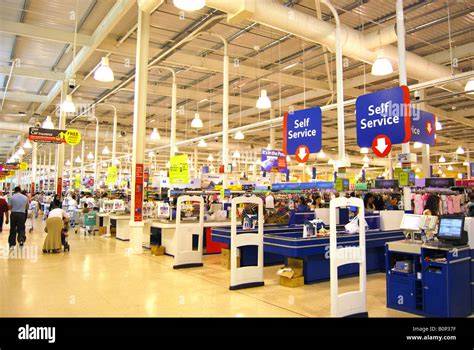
356, 86, 411, 157
410, 108, 435, 146
283, 106, 322, 158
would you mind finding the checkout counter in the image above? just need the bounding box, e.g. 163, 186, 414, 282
386, 215, 474, 317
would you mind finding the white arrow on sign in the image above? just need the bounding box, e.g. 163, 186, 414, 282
375, 137, 388, 154
297, 147, 307, 160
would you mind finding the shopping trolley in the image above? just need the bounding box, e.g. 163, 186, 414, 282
78, 212, 98, 235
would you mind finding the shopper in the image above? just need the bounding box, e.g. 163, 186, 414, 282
0, 191, 9, 231
7, 186, 29, 249
43, 207, 69, 253
423, 194, 440, 216
363, 193, 376, 214
265, 192, 275, 211
49, 194, 62, 210
385, 195, 400, 210
296, 197, 310, 212
312, 194, 322, 209
466, 193, 474, 217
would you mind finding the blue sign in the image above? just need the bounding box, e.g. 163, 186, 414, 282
470, 162, 474, 178
261, 149, 287, 173
356, 86, 411, 147
271, 181, 334, 191
410, 109, 435, 145
283, 106, 322, 155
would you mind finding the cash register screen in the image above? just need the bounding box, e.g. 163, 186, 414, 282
437, 218, 463, 239
400, 214, 421, 231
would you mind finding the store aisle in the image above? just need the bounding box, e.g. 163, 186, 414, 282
0, 217, 411, 317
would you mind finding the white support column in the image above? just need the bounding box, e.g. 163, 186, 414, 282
55, 82, 67, 195
222, 43, 229, 193
129, 5, 151, 254
397, 0, 410, 155
81, 132, 85, 190
69, 145, 74, 190
93, 119, 99, 191
194, 147, 198, 179
32, 142, 37, 193
48, 147, 52, 192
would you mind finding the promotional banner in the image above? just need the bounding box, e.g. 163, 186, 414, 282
29, 127, 81, 145
410, 109, 435, 145
19, 162, 28, 171
107, 166, 117, 185
425, 177, 454, 187
283, 106, 322, 158
356, 86, 411, 156
335, 178, 349, 192
134, 164, 144, 222
74, 174, 81, 189
261, 149, 287, 173
375, 179, 399, 189
169, 154, 189, 185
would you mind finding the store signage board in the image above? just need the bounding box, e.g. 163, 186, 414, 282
294, 145, 310, 163
354, 183, 368, 191
425, 177, 454, 188
19, 162, 28, 171
271, 181, 334, 191
455, 180, 474, 187
283, 106, 322, 157
410, 109, 435, 145
170, 154, 189, 185
335, 178, 349, 191
375, 179, 399, 189
29, 127, 81, 145
107, 166, 117, 185
134, 164, 144, 222
356, 86, 411, 157
398, 170, 414, 187
64, 129, 81, 146
261, 149, 287, 173
470, 162, 474, 178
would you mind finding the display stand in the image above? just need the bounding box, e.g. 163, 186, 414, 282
173, 195, 204, 269
229, 196, 264, 290
330, 197, 368, 317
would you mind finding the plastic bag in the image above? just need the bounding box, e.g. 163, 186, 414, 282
344, 215, 368, 234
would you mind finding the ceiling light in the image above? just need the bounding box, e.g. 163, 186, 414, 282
396, 162, 401, 168
256, 89, 271, 109
114, 159, 120, 165
457, 173, 463, 179
465, 78, 474, 95
360, 147, 369, 154
256, 159, 262, 165
413, 142, 422, 149
174, 146, 179, 153
94, 57, 114, 82
17, 147, 25, 156
75, 156, 82, 163
456, 146, 464, 155
447, 164, 454, 171
415, 167, 420, 173
61, 94, 76, 113
442, 173, 447, 178
317, 150, 326, 159
173, 0, 205, 11
371, 50, 393, 76
439, 155, 446, 163
87, 151, 94, 160
232, 150, 241, 158
197, 139, 207, 148
148, 151, 155, 158
282, 62, 299, 71
23, 139, 32, 149
102, 162, 108, 168
234, 130, 245, 140
362, 155, 369, 163
42, 115, 54, 129
191, 112, 203, 128
435, 120, 442, 131
463, 160, 470, 166
437, 168, 443, 175
102, 146, 110, 155
166, 161, 170, 168
248, 164, 254, 171
363, 163, 369, 168
150, 127, 161, 141
328, 158, 335, 165
65, 159, 71, 166
286, 155, 291, 162
207, 154, 214, 162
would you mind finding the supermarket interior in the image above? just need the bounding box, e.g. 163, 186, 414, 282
1, 0, 474, 323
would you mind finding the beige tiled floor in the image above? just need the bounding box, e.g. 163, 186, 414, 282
0, 218, 413, 317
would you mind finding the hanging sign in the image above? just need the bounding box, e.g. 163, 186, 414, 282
64, 129, 81, 145
375, 179, 399, 189
425, 177, 454, 188
107, 166, 117, 185
356, 86, 411, 157
283, 106, 322, 158
134, 164, 144, 222
398, 170, 415, 187
294, 145, 310, 163
470, 162, 474, 178
261, 149, 287, 172
74, 174, 81, 189
410, 109, 435, 145
19, 162, 28, 171
354, 183, 368, 191
335, 178, 349, 192
170, 154, 189, 185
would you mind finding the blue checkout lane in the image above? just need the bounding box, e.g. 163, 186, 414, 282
211, 225, 404, 284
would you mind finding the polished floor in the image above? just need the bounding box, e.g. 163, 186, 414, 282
0, 217, 412, 317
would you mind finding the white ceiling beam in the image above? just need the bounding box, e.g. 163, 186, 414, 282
35, 0, 135, 114
0, 91, 47, 103
0, 20, 94, 46
0, 66, 66, 81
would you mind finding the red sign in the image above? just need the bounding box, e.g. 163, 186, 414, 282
425, 120, 433, 135
295, 145, 310, 163
134, 164, 144, 222
277, 157, 287, 169
455, 180, 474, 187
372, 134, 392, 158
31, 183, 35, 193
57, 177, 62, 195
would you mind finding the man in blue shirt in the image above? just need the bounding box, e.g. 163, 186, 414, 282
8, 186, 29, 249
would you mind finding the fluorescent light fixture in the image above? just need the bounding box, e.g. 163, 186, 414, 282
371, 50, 393, 76
197, 139, 207, 147
42, 115, 54, 129
413, 141, 422, 149
150, 127, 161, 141
102, 146, 110, 155
23, 139, 32, 149
75, 156, 82, 163
282, 62, 299, 70
87, 151, 94, 160
360, 147, 369, 154
207, 154, 214, 162
234, 130, 245, 140
173, 0, 205, 11
94, 57, 114, 82
439, 155, 446, 163
456, 146, 465, 155
447, 164, 454, 171
61, 94, 76, 113
465, 78, 474, 95
256, 89, 271, 109
191, 112, 203, 128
